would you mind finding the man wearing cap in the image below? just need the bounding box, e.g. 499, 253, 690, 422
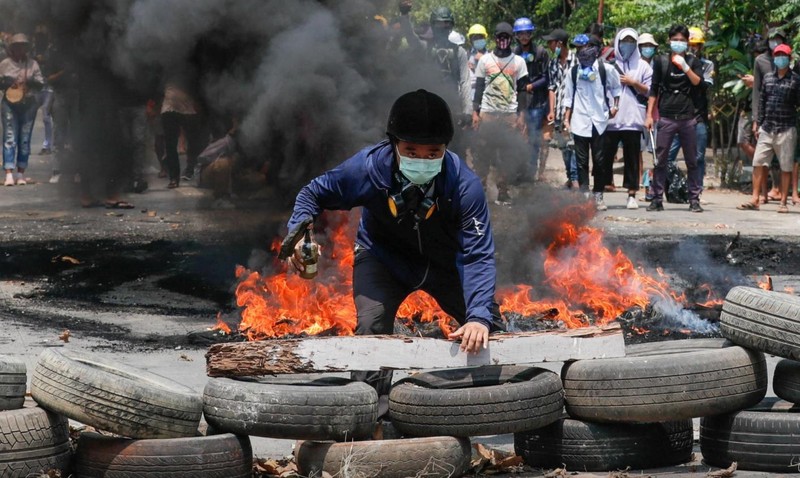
283, 90, 505, 403
638, 34, 658, 66
545, 28, 579, 189
563, 34, 622, 210
472, 22, 530, 204
0, 34, 44, 187
738, 44, 800, 213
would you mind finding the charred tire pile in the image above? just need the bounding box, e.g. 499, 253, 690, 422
32, 349, 203, 439
515, 418, 693, 471
701, 397, 800, 471
73, 432, 253, 478
388, 365, 564, 437
203, 376, 378, 440
295, 436, 472, 478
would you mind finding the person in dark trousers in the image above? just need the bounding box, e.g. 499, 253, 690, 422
513, 17, 550, 181
283, 90, 504, 412
644, 24, 704, 212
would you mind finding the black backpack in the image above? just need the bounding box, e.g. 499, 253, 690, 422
430, 42, 461, 83
571, 61, 609, 111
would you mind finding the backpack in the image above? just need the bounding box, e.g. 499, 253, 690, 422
571, 61, 609, 111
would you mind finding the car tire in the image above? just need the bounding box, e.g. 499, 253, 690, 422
296, 436, 471, 478
721, 286, 800, 360
701, 397, 800, 471
0, 404, 71, 477
203, 376, 377, 441
74, 432, 252, 477
515, 417, 693, 471
563, 338, 767, 422
31, 348, 202, 439
389, 365, 563, 437
0, 355, 25, 411
773, 359, 800, 404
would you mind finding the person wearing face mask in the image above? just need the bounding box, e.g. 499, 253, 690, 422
644, 24, 704, 212
638, 34, 658, 65
283, 90, 505, 407
737, 44, 800, 213
513, 17, 551, 182
666, 27, 715, 194
545, 28, 579, 189
603, 29, 652, 210
467, 24, 488, 105
472, 22, 530, 204
0, 34, 44, 187
637, 33, 658, 200
421, 7, 472, 119
562, 34, 622, 210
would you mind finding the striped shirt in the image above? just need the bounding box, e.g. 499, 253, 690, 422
548, 51, 578, 124
758, 70, 800, 134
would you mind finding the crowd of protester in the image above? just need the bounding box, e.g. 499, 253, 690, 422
1, 4, 798, 214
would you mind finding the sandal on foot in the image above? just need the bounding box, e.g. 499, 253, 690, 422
778, 205, 790, 213
167, 180, 179, 189
105, 201, 135, 209
736, 202, 760, 210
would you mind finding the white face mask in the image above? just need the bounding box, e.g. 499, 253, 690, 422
397, 147, 444, 185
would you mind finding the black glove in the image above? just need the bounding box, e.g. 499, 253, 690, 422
278, 216, 313, 260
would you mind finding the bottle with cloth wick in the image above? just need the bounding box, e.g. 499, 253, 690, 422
297, 229, 320, 280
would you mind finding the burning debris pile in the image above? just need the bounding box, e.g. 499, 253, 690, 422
216, 206, 725, 342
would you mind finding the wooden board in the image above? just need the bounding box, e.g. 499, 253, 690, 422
206, 324, 625, 377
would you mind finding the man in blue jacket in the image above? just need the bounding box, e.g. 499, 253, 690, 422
284, 89, 503, 357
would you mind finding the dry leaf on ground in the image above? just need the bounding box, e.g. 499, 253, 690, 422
707, 462, 737, 477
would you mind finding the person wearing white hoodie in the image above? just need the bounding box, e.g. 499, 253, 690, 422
602, 28, 652, 209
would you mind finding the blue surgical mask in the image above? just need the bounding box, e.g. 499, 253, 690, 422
554, 46, 561, 57
769, 39, 780, 51
397, 147, 444, 185
670, 41, 688, 54
618, 42, 637, 60
473, 39, 487, 51
774, 56, 790, 69
640, 46, 656, 58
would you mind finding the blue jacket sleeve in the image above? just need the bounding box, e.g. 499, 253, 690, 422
287, 150, 375, 231
455, 173, 497, 330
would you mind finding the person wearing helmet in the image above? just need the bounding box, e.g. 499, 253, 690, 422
284, 90, 503, 372
467, 24, 488, 102
563, 34, 622, 209
472, 22, 530, 204
666, 27, 715, 192
513, 17, 551, 181
423, 6, 471, 117
0, 33, 44, 186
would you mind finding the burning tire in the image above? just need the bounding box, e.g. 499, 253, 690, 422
74, 432, 252, 477
0, 355, 26, 411
203, 376, 378, 440
773, 359, 800, 404
514, 417, 693, 471
388, 365, 563, 437
31, 349, 203, 439
562, 338, 767, 422
0, 404, 71, 477
295, 436, 472, 478
701, 397, 800, 471
721, 286, 800, 360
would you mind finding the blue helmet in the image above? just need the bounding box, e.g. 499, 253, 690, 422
571, 34, 590, 47
513, 17, 534, 33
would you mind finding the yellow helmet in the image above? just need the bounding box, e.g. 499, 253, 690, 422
467, 24, 488, 39
689, 27, 706, 44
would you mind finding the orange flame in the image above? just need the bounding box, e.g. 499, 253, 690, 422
757, 275, 773, 291
222, 209, 721, 340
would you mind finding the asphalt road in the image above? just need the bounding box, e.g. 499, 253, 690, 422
1, 119, 798, 477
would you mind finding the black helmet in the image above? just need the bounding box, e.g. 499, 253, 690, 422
387, 89, 454, 145
429, 6, 455, 26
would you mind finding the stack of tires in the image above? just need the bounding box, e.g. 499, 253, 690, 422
0, 355, 71, 477
29, 348, 252, 477
700, 286, 800, 472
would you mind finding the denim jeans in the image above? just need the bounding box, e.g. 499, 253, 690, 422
667, 120, 707, 184
38, 87, 54, 150
2, 99, 38, 170
526, 105, 547, 177
562, 147, 577, 182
